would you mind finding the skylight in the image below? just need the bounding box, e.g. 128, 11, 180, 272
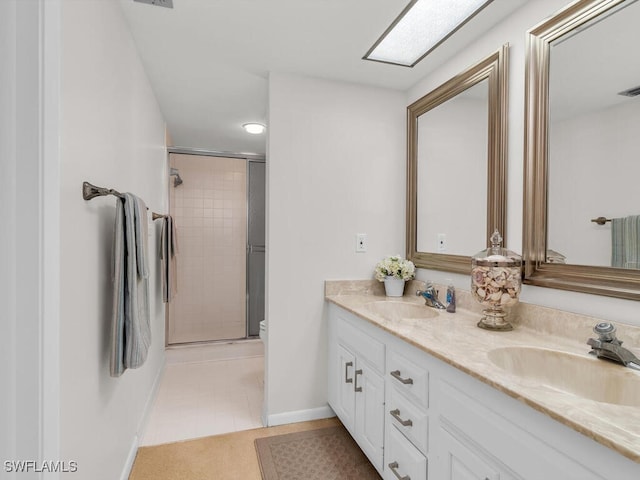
364, 0, 492, 67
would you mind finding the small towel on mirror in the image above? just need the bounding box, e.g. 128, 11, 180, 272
611, 215, 640, 269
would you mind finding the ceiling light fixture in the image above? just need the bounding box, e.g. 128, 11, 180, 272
132, 0, 173, 8
363, 0, 492, 67
242, 123, 266, 135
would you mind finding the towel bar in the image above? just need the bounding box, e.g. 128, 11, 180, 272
83, 181, 167, 219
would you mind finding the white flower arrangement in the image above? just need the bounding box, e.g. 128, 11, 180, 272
374, 255, 416, 282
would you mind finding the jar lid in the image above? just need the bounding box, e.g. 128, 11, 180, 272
472, 229, 521, 267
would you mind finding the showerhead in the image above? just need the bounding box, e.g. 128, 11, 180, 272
169, 167, 183, 187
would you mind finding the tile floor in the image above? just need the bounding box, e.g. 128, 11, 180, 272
141, 340, 265, 446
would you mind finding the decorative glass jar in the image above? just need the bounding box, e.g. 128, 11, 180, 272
471, 230, 522, 331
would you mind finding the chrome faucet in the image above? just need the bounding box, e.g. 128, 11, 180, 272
416, 285, 446, 309
587, 322, 640, 370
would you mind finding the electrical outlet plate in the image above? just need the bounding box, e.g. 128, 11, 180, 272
356, 233, 367, 252
437, 233, 446, 252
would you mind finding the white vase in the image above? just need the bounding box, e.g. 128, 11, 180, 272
384, 276, 405, 297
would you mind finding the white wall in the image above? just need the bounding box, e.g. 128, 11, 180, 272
266, 73, 406, 421
409, 0, 640, 326
59, 1, 167, 479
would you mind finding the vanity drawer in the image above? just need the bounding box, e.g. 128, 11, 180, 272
384, 424, 427, 480
387, 349, 429, 409
337, 315, 385, 373
387, 385, 428, 455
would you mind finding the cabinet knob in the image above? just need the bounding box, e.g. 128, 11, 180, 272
390, 370, 414, 385
388, 461, 411, 480
390, 408, 413, 427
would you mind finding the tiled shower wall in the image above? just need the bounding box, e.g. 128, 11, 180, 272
168, 154, 247, 343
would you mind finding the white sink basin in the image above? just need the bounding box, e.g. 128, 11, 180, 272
488, 346, 640, 407
360, 301, 439, 322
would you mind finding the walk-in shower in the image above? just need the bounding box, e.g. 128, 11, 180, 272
166, 151, 265, 345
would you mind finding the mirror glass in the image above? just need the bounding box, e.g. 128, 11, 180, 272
547, 0, 640, 268
416, 80, 488, 256
407, 45, 508, 274
524, 0, 640, 299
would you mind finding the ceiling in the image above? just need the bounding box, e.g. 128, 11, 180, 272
119, 0, 527, 155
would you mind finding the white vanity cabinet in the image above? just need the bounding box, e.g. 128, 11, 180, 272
327, 303, 640, 480
328, 305, 385, 471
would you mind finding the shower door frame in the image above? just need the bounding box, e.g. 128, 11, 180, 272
165, 147, 266, 346
246, 158, 266, 338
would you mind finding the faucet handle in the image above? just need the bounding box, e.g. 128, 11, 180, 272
593, 322, 622, 344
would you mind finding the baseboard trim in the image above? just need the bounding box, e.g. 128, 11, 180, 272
120, 433, 140, 480
266, 405, 335, 427
119, 358, 166, 480
136, 359, 166, 435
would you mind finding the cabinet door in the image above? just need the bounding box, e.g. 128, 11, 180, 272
333, 344, 356, 431
355, 364, 385, 471
440, 427, 506, 480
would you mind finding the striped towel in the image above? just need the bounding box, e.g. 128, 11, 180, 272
611, 215, 640, 269
110, 193, 151, 377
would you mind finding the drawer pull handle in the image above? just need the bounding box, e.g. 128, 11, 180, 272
388, 461, 410, 480
390, 408, 413, 427
390, 370, 414, 385
354, 369, 363, 392
344, 361, 353, 384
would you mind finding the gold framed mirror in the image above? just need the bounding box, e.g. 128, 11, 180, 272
406, 45, 509, 274
523, 0, 640, 299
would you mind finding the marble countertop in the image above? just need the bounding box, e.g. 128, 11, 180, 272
325, 280, 640, 463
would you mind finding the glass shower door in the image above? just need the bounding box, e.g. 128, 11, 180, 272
247, 160, 265, 337
167, 154, 247, 344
